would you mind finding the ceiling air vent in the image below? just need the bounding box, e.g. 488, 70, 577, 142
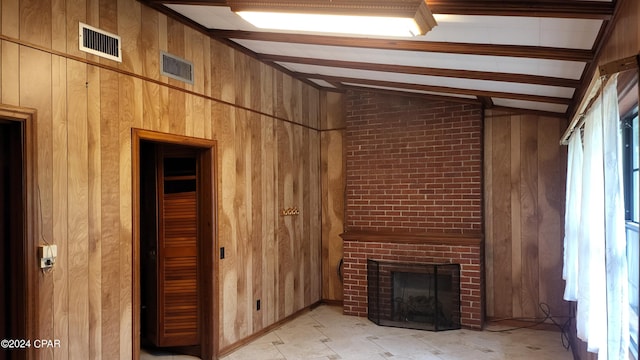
161, 51, 194, 85
78, 23, 122, 62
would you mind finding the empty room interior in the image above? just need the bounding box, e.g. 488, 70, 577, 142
0, 0, 639, 359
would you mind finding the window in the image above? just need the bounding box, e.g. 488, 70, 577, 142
623, 112, 639, 222
623, 110, 639, 360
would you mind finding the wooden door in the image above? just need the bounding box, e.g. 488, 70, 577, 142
141, 144, 200, 348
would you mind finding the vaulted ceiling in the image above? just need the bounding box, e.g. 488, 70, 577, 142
141, 0, 621, 118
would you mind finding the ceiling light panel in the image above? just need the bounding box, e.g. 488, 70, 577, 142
227, 0, 436, 37
236, 12, 424, 37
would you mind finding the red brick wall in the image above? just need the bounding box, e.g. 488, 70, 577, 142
342, 90, 484, 329
345, 90, 482, 233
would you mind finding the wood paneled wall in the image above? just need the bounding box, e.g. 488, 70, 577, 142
320, 91, 345, 302
484, 110, 570, 321
0, 0, 329, 357
598, 0, 639, 72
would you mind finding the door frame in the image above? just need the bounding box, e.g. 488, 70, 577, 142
132, 129, 218, 359
0, 104, 37, 360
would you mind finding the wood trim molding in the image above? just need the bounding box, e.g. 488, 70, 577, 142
488, 105, 569, 119
567, 0, 627, 119
427, 0, 614, 20
598, 54, 640, 77
0, 33, 322, 132
0, 104, 38, 360
147, 0, 229, 5
320, 299, 344, 307
342, 84, 482, 106
260, 53, 581, 89
131, 128, 218, 360
485, 318, 563, 332
217, 301, 323, 357
340, 230, 483, 246
478, 96, 494, 108
302, 73, 572, 106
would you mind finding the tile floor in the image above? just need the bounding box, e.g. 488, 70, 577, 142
141, 305, 573, 360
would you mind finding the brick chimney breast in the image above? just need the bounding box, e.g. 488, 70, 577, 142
342, 90, 484, 329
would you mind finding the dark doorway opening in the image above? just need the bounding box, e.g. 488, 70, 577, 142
0, 120, 26, 360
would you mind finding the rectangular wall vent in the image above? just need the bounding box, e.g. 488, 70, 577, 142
78, 23, 122, 62
161, 51, 194, 85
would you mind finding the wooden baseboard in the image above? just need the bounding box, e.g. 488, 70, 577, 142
319, 299, 343, 307
217, 301, 324, 357
485, 317, 564, 332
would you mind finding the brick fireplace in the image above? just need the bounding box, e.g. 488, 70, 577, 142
341, 90, 484, 329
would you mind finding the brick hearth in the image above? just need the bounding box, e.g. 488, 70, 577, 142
341, 231, 483, 329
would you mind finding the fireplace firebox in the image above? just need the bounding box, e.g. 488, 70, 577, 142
367, 259, 461, 331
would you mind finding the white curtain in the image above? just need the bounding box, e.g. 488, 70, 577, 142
563, 129, 582, 301
577, 88, 608, 354
602, 75, 629, 360
564, 75, 629, 359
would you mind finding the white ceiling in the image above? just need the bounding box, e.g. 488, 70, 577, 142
231, 39, 588, 79
146, 0, 618, 117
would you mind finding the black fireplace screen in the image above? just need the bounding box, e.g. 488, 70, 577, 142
367, 259, 461, 331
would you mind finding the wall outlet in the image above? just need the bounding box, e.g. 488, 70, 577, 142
38, 244, 57, 269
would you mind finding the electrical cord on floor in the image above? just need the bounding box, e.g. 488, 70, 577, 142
485, 302, 574, 350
